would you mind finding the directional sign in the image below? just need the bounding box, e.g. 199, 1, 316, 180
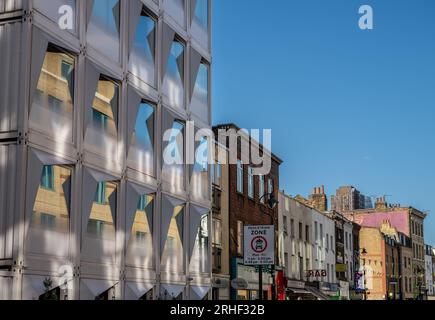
244, 225, 275, 266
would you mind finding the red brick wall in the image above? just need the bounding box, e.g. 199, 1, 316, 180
228, 160, 281, 261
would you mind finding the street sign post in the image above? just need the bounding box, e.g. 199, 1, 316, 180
244, 225, 275, 266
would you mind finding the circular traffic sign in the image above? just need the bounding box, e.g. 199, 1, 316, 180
251, 236, 268, 253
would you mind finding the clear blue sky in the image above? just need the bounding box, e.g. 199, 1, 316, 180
212, 0, 435, 245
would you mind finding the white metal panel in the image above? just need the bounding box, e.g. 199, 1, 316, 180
124, 281, 153, 300
0, 144, 16, 260
0, 22, 22, 133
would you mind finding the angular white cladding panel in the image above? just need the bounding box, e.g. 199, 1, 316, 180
124, 281, 154, 300
0, 22, 22, 133
0, 276, 12, 300
0, 144, 16, 260
0, 0, 24, 13
190, 285, 209, 300
80, 279, 116, 300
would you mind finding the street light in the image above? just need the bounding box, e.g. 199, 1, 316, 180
257, 193, 279, 301
359, 248, 368, 301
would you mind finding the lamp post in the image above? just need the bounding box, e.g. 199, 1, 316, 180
258, 192, 279, 301
360, 248, 368, 301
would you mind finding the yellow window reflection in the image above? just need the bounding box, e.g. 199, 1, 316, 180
28, 165, 72, 257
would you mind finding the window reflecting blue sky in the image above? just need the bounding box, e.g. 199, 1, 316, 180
134, 103, 154, 153
194, 0, 208, 29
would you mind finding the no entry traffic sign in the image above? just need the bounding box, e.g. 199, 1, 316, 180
244, 225, 275, 266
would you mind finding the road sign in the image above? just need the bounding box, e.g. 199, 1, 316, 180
244, 225, 275, 266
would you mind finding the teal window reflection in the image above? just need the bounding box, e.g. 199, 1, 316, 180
94, 182, 106, 204
41, 166, 54, 190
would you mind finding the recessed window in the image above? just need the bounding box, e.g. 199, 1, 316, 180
87, 181, 117, 241
248, 167, 254, 199
28, 165, 72, 257
163, 40, 185, 109
259, 175, 265, 202
41, 165, 54, 190
87, 0, 121, 62
212, 218, 222, 246
128, 102, 155, 177
162, 121, 185, 192
127, 194, 154, 268
237, 160, 243, 193
130, 10, 156, 86
191, 0, 209, 47
86, 76, 119, 154
191, 62, 209, 121
212, 162, 222, 186
161, 205, 185, 273
30, 46, 75, 142
192, 136, 210, 200
191, 212, 209, 273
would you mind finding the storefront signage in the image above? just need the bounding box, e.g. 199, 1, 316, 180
336, 264, 347, 272
231, 278, 249, 290
244, 225, 275, 266
306, 270, 327, 278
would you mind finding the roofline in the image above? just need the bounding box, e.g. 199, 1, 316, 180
213, 123, 284, 164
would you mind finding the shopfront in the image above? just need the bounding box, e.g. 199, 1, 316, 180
231, 260, 273, 300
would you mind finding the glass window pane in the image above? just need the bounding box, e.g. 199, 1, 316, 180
87, 0, 120, 62
126, 195, 154, 268
161, 205, 184, 274
190, 213, 209, 273
128, 103, 155, 176
191, 63, 208, 121
27, 166, 71, 257
259, 175, 265, 202
191, 136, 209, 201
194, 0, 208, 30
85, 77, 119, 155
163, 0, 185, 28
191, 0, 208, 48
129, 11, 156, 86
163, 41, 185, 109
162, 121, 185, 193
83, 181, 117, 262
248, 167, 254, 199
29, 47, 75, 142
237, 160, 243, 193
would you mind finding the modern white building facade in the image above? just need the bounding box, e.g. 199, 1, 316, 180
0, 0, 212, 300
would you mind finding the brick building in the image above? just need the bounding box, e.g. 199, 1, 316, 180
213, 124, 283, 301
